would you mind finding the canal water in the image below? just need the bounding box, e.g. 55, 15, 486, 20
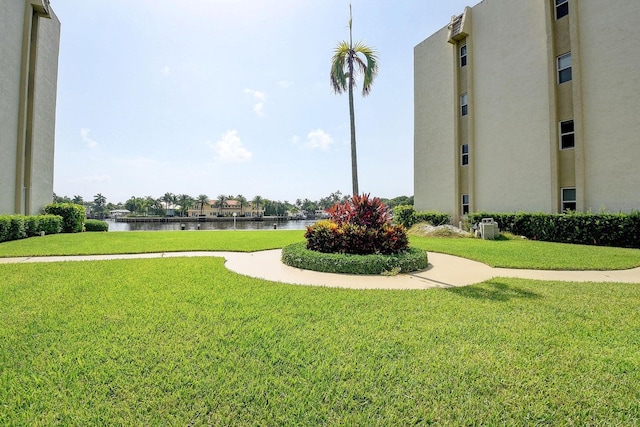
106, 219, 317, 232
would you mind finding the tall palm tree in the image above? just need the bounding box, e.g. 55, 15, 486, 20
330, 4, 379, 195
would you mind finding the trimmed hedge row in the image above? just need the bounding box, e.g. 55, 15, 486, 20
85, 219, 109, 232
468, 211, 640, 248
0, 214, 63, 243
43, 203, 85, 233
281, 241, 428, 275
393, 205, 451, 228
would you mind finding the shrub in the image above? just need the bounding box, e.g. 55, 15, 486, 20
85, 219, 109, 232
468, 211, 640, 248
0, 215, 25, 242
392, 205, 451, 228
0, 214, 62, 243
393, 205, 416, 227
25, 216, 41, 237
282, 242, 428, 274
44, 203, 85, 233
38, 215, 63, 235
305, 194, 408, 255
415, 211, 451, 227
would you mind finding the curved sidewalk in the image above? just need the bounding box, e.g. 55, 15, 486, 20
1, 249, 639, 289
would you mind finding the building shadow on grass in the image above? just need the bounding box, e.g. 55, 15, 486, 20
446, 279, 542, 302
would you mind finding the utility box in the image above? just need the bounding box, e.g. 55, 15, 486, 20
480, 218, 499, 240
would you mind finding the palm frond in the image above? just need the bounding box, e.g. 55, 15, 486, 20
330, 41, 351, 94
353, 41, 379, 96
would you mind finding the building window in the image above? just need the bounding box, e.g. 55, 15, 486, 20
561, 187, 576, 212
460, 44, 467, 67
555, 0, 569, 20
462, 194, 470, 215
461, 144, 469, 165
557, 52, 572, 84
460, 93, 468, 116
559, 120, 575, 149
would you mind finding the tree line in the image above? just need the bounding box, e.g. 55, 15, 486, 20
52, 191, 413, 219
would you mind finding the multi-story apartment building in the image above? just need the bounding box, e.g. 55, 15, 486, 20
1, 0, 60, 215
414, 0, 640, 222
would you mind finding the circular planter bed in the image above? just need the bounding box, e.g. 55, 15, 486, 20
281, 242, 428, 275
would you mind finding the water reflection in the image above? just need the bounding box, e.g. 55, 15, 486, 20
106, 219, 317, 232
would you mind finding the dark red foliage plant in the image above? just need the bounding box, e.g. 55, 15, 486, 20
305, 194, 408, 255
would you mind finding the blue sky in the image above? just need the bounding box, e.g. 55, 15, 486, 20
52, 0, 472, 204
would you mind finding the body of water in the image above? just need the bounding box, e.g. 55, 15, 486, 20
106, 219, 317, 232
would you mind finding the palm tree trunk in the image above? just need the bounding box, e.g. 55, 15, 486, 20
348, 57, 359, 196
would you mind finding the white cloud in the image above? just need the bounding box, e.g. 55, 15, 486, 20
161, 65, 170, 76
209, 130, 252, 163
304, 129, 333, 150
244, 88, 266, 117
291, 135, 301, 145
278, 80, 293, 89
80, 128, 98, 148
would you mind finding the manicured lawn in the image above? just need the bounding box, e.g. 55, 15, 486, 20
409, 235, 640, 270
1, 256, 639, 425
0, 230, 306, 257
1, 232, 640, 424
2, 230, 639, 270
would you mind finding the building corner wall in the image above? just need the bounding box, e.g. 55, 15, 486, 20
0, 0, 60, 215
414, 27, 456, 214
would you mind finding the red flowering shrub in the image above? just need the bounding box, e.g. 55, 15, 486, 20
305, 194, 408, 255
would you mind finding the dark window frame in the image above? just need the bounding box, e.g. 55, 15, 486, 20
555, 0, 569, 20
557, 52, 572, 84
559, 120, 575, 150
461, 144, 469, 165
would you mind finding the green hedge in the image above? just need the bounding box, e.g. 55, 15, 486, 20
43, 203, 85, 233
281, 242, 428, 275
0, 214, 63, 243
85, 219, 109, 232
393, 205, 451, 228
468, 211, 640, 248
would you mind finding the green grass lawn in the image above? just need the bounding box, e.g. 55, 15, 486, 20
1, 232, 640, 425
2, 230, 639, 270
1, 256, 639, 425
409, 235, 640, 270
0, 230, 306, 257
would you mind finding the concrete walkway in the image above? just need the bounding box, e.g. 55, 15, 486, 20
1, 249, 639, 289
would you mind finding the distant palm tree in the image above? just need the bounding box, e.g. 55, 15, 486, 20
252, 195, 264, 217
161, 192, 175, 215
217, 194, 226, 216
177, 194, 193, 217
236, 194, 248, 216
330, 4, 379, 196
93, 193, 107, 218
72, 195, 84, 205
197, 194, 209, 216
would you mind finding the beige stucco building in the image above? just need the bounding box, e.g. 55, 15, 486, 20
1, 0, 60, 215
414, 0, 640, 222
187, 199, 265, 218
